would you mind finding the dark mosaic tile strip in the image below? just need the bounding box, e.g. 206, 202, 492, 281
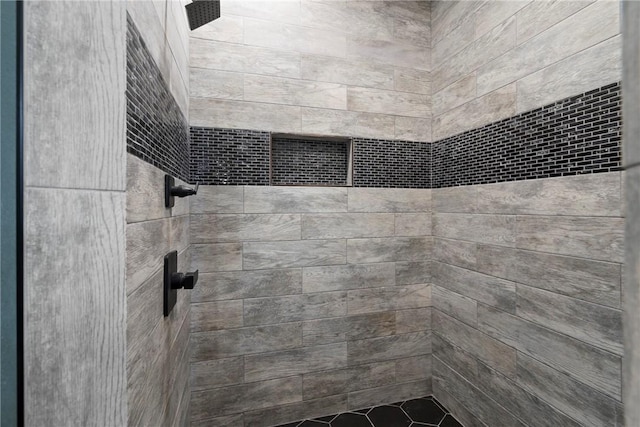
432, 82, 622, 188
271, 137, 349, 186
353, 138, 431, 188
126, 14, 189, 182
190, 127, 270, 185
275, 396, 463, 427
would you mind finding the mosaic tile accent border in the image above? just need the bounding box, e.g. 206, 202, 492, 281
432, 82, 622, 188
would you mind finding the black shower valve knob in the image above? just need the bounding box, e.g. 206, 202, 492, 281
171, 182, 199, 198
171, 270, 199, 290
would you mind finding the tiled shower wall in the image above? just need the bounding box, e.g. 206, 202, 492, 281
189, 187, 433, 426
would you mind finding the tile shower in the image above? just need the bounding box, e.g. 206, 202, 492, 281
22, 0, 627, 426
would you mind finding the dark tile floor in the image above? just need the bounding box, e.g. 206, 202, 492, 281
276, 396, 463, 427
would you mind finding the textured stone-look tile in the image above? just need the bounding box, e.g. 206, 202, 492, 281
347, 87, 429, 118
394, 116, 432, 142
303, 263, 395, 293
516, 0, 594, 44
190, 67, 243, 100
395, 261, 431, 285
348, 331, 431, 365
303, 361, 396, 400
432, 17, 515, 92
347, 237, 433, 264
478, 304, 621, 399
396, 308, 431, 334
476, 172, 622, 216
346, 37, 429, 70
192, 268, 302, 302
190, 98, 302, 132
191, 213, 301, 243
433, 213, 516, 247
396, 355, 432, 382
517, 352, 620, 427
433, 333, 479, 383
190, 15, 244, 43
244, 74, 347, 110
245, 18, 347, 57
394, 67, 431, 95
126, 154, 167, 223
475, 362, 582, 427
432, 261, 516, 313
476, 245, 621, 308
302, 213, 394, 239
433, 358, 526, 427
432, 238, 478, 270
190, 376, 302, 421
517, 35, 621, 113
432, 286, 477, 326
190, 357, 244, 391
245, 186, 347, 213
244, 343, 348, 382
433, 74, 476, 116
190, 38, 302, 78
432, 310, 516, 377
191, 243, 242, 272
347, 380, 431, 410
301, 54, 394, 90
244, 292, 347, 326
191, 300, 243, 332
300, 107, 395, 140
517, 284, 623, 355
516, 215, 624, 263
303, 312, 396, 346
348, 188, 431, 213
190, 323, 302, 361
190, 185, 243, 214
243, 239, 346, 269
126, 219, 169, 294
394, 213, 431, 237
477, 0, 619, 96
432, 83, 516, 140
347, 284, 431, 315
243, 395, 347, 427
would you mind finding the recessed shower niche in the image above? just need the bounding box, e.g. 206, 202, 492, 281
270, 134, 353, 186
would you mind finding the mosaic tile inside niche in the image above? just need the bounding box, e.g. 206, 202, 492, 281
126, 14, 189, 182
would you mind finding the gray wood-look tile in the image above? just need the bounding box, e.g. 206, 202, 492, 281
347, 380, 431, 410
303, 361, 396, 400
432, 238, 478, 270
302, 213, 394, 239
191, 243, 243, 272
396, 355, 432, 382
476, 172, 622, 216
300, 1, 394, 39
515, 215, 624, 263
191, 300, 244, 332
347, 237, 433, 264
432, 385, 486, 427
431, 16, 475, 68
396, 308, 431, 334
517, 352, 620, 427
433, 358, 527, 427
126, 154, 168, 223
301, 107, 395, 140
347, 284, 431, 315
433, 213, 516, 246
473, 0, 527, 39
303, 312, 396, 346
348, 188, 431, 213
190, 185, 244, 214
193, 268, 302, 302
244, 74, 347, 110
244, 292, 347, 326
516, 0, 594, 44
432, 333, 479, 383
190, 67, 244, 100
348, 331, 431, 365
517, 284, 622, 355
394, 116, 432, 142
394, 67, 431, 95
191, 213, 301, 243
190, 357, 244, 392
346, 37, 429, 71
477, 245, 621, 308
244, 239, 346, 269
432, 185, 478, 213
244, 343, 348, 382
432, 310, 516, 377
245, 186, 347, 213
190, 323, 302, 361
170, 214, 189, 253
347, 87, 430, 118
127, 269, 163, 366
394, 213, 432, 237
433, 285, 477, 326
191, 413, 244, 427
303, 263, 395, 293
190, 14, 244, 44
432, 261, 516, 313
478, 304, 621, 399
301, 54, 394, 90
432, 73, 477, 117
126, 219, 169, 295
190, 376, 302, 421
395, 261, 431, 285
243, 395, 347, 427
431, 1, 478, 46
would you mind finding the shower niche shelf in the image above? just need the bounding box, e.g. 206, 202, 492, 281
270, 133, 353, 186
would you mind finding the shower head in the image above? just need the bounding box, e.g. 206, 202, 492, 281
185, 0, 221, 31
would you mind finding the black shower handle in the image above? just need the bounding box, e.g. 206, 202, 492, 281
171, 182, 199, 198
171, 270, 199, 290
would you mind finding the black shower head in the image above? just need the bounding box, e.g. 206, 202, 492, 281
185, 0, 221, 30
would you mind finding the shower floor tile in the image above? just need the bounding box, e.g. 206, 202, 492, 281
275, 396, 463, 427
